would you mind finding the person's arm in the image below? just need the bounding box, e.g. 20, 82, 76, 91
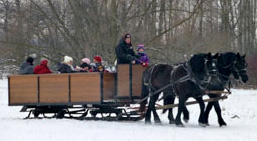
27, 66, 34, 74
146, 55, 150, 63
116, 45, 135, 61
46, 67, 52, 73
66, 66, 76, 73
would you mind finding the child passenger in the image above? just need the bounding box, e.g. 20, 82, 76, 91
80, 58, 91, 72
91, 55, 105, 72
136, 44, 149, 67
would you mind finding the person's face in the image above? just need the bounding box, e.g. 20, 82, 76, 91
94, 59, 98, 63
125, 38, 131, 44
68, 61, 73, 65
138, 48, 144, 53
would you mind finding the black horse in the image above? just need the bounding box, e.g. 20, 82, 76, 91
138, 64, 174, 124
139, 53, 218, 127
203, 52, 249, 126
170, 52, 249, 127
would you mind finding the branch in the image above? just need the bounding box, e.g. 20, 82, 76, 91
145, 0, 207, 46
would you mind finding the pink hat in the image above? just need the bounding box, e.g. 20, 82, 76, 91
81, 58, 91, 64
137, 44, 145, 51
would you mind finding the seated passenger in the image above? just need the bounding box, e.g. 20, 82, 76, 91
80, 58, 91, 72
136, 44, 149, 67
19, 56, 34, 75
91, 55, 105, 72
34, 60, 52, 74
58, 56, 78, 73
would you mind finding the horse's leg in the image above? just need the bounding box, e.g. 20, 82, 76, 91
175, 97, 186, 127
151, 94, 161, 124
145, 99, 152, 124
145, 108, 151, 124
213, 101, 227, 127
145, 93, 159, 124
204, 101, 214, 126
163, 90, 176, 124
195, 96, 207, 127
182, 106, 190, 123
167, 96, 176, 124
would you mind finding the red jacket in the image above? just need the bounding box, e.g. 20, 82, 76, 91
34, 60, 52, 74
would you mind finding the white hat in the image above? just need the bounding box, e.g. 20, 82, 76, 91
64, 56, 73, 63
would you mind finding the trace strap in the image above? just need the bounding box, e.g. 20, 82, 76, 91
136, 74, 191, 104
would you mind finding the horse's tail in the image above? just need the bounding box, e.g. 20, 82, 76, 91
138, 80, 148, 113
138, 68, 151, 113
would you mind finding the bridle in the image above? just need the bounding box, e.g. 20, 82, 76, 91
232, 59, 248, 81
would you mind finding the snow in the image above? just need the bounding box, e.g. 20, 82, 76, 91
0, 79, 257, 141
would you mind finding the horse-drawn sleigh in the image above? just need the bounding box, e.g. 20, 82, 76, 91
8, 52, 248, 127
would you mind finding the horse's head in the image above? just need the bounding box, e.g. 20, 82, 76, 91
205, 52, 219, 76
233, 53, 249, 83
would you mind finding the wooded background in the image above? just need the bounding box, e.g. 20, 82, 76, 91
0, 0, 256, 86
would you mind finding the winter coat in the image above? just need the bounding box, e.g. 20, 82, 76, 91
58, 63, 76, 73
92, 63, 105, 72
34, 60, 52, 74
19, 62, 34, 75
115, 38, 136, 64
136, 52, 149, 64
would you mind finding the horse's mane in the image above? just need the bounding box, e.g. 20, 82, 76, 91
218, 52, 236, 67
158, 64, 170, 73
189, 53, 206, 75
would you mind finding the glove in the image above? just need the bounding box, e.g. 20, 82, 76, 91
141, 62, 149, 67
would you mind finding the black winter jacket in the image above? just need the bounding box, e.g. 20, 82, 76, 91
58, 63, 76, 73
115, 38, 136, 64
79, 63, 91, 72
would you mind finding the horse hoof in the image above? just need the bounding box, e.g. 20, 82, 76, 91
169, 120, 176, 124
199, 122, 207, 127
176, 124, 185, 127
219, 121, 227, 127
155, 120, 161, 124
183, 118, 189, 123
219, 123, 227, 127
145, 121, 151, 124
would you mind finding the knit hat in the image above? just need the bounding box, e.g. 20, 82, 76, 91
94, 55, 102, 63
81, 58, 91, 64
123, 33, 131, 40
64, 56, 73, 63
26, 57, 34, 65
137, 44, 145, 51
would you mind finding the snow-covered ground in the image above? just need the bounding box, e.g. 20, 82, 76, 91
0, 79, 257, 141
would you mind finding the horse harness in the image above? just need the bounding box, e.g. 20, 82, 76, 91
215, 59, 245, 93
138, 60, 216, 104
168, 60, 213, 97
